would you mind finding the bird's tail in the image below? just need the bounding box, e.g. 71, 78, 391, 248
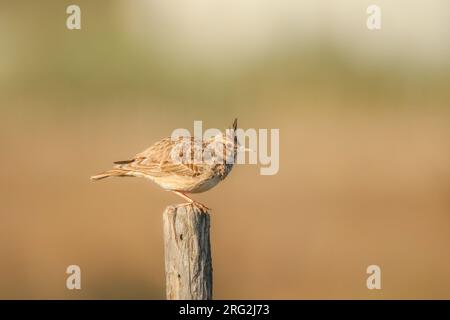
90, 169, 129, 181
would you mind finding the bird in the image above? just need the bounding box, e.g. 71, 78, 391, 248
90, 119, 239, 211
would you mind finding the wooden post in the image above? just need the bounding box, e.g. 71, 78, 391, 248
163, 204, 212, 300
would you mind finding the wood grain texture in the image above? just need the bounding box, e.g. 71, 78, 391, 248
163, 204, 212, 300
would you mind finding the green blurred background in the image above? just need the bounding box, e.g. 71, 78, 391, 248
0, 0, 449, 299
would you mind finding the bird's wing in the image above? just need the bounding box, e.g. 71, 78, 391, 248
116, 137, 209, 177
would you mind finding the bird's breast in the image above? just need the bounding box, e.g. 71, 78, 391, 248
148, 173, 221, 193
188, 175, 222, 193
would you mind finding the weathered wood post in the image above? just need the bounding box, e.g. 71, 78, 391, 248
163, 204, 212, 300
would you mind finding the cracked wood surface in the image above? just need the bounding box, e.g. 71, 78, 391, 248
163, 204, 212, 300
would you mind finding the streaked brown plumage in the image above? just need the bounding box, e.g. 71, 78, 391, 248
91, 119, 238, 210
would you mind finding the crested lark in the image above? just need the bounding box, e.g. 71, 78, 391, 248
91, 119, 239, 210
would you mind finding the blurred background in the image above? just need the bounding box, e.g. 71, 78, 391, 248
0, 0, 449, 299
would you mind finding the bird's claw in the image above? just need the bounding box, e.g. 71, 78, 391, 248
175, 201, 210, 212
192, 201, 211, 212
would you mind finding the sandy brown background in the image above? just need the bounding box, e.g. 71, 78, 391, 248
0, 1, 449, 299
